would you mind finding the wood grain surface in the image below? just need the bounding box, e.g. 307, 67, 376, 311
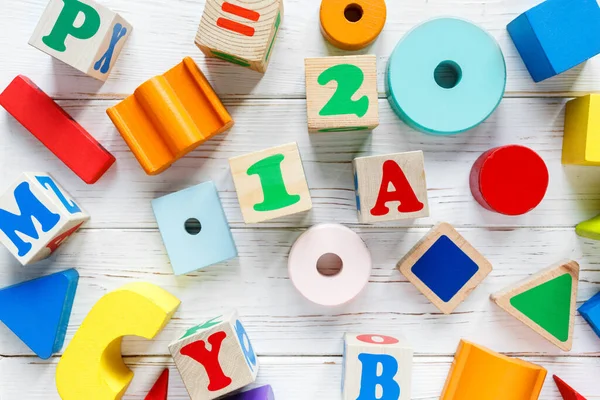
1, 0, 600, 398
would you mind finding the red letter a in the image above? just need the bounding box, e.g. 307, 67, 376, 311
370, 160, 424, 216
180, 331, 232, 391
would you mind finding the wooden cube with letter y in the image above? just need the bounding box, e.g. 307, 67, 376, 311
343, 333, 413, 400
305, 55, 379, 132
353, 151, 429, 223
29, 0, 132, 81
229, 142, 312, 223
195, 0, 283, 73
169, 310, 258, 400
0, 172, 89, 265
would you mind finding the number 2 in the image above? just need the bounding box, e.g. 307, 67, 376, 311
318, 64, 369, 117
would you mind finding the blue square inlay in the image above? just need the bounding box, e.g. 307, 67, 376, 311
411, 235, 479, 302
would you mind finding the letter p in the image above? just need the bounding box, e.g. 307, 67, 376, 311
357, 353, 400, 400
42, 0, 101, 52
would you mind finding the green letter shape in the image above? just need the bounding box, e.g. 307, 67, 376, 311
180, 315, 223, 339
247, 154, 300, 212
318, 64, 369, 117
42, 0, 101, 52
510, 273, 572, 342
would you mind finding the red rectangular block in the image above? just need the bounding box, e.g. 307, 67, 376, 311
0, 75, 115, 184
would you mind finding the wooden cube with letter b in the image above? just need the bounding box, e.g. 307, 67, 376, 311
169, 310, 258, 400
29, 0, 132, 81
0, 172, 89, 265
305, 55, 379, 132
343, 333, 413, 400
229, 142, 312, 223
353, 151, 429, 223
195, 0, 283, 73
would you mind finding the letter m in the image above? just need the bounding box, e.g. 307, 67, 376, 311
0, 182, 60, 257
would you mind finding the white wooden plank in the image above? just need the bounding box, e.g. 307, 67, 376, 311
1, 355, 599, 399
0, 228, 598, 357
2, 98, 599, 229
2, 0, 600, 99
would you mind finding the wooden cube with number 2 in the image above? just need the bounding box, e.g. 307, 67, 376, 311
305, 55, 379, 133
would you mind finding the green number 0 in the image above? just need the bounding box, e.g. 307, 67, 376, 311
318, 64, 369, 117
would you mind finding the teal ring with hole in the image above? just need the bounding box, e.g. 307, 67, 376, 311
386, 18, 507, 135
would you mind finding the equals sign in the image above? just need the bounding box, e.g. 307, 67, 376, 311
217, 2, 261, 37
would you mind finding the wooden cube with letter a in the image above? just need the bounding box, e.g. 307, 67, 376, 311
229, 142, 312, 223
0, 172, 89, 265
305, 55, 379, 133
169, 310, 258, 400
343, 333, 413, 400
29, 0, 132, 81
353, 151, 429, 223
195, 0, 283, 73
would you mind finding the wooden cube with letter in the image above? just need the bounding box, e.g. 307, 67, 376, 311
353, 151, 429, 223
343, 333, 412, 400
29, 0, 132, 81
0, 172, 89, 265
229, 142, 312, 223
305, 55, 379, 132
169, 311, 258, 400
196, 0, 283, 73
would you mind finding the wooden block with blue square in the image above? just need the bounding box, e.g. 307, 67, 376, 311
397, 222, 492, 314
507, 0, 600, 82
152, 181, 237, 275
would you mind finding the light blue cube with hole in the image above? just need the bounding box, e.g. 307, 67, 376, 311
152, 181, 237, 275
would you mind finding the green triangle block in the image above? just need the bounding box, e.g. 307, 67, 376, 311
510, 273, 572, 342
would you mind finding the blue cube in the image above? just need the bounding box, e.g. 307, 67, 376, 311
152, 181, 237, 275
579, 291, 600, 339
507, 0, 600, 82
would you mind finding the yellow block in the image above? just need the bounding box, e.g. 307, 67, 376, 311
441, 340, 547, 400
55, 282, 181, 400
562, 94, 600, 165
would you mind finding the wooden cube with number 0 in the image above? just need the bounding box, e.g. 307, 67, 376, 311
305, 55, 379, 133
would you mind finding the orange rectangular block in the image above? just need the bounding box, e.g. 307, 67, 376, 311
107, 57, 234, 175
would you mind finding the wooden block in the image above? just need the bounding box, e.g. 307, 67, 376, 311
0, 269, 78, 359
151, 181, 237, 275
562, 94, 600, 166
342, 333, 412, 400
169, 310, 258, 400
195, 0, 283, 73
553, 375, 587, 400
578, 291, 600, 339
353, 151, 429, 223
441, 340, 547, 400
491, 260, 579, 351
229, 143, 312, 223
575, 213, 600, 240
305, 55, 378, 133
319, 0, 386, 51
470, 145, 548, 216
0, 172, 89, 265
56, 282, 181, 400
107, 57, 234, 175
0, 75, 115, 183
144, 369, 169, 400
397, 222, 492, 314
507, 0, 600, 82
223, 385, 274, 399
28, 0, 131, 81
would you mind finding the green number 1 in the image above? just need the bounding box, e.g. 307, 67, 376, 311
318, 64, 369, 117
247, 154, 300, 212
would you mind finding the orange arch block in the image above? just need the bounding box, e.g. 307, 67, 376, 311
107, 57, 233, 175
441, 340, 547, 400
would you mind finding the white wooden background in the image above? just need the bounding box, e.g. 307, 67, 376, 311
1, 0, 600, 398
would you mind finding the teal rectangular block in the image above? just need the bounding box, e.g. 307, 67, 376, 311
152, 181, 237, 275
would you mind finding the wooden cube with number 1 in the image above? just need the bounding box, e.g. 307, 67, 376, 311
229, 143, 312, 223
305, 55, 379, 132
